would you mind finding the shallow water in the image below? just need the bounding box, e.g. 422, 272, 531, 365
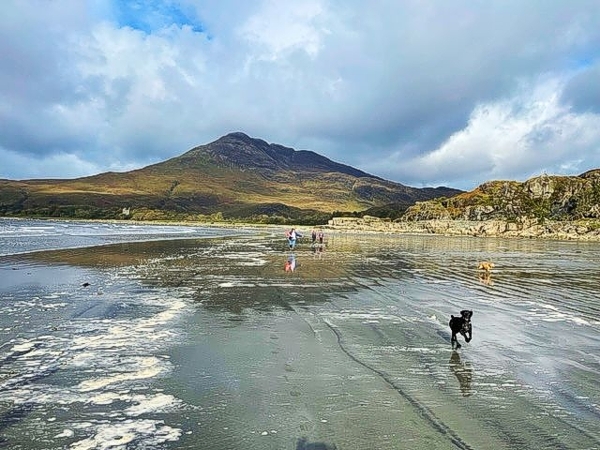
0, 221, 599, 449
0, 217, 239, 256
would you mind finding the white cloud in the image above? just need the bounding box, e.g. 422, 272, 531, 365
239, 0, 328, 60
0, 148, 103, 180
367, 77, 600, 189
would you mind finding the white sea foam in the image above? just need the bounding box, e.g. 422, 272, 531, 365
86, 392, 123, 405
10, 342, 38, 353
69, 420, 182, 450
54, 429, 75, 438
77, 357, 165, 392
327, 310, 400, 321
523, 301, 593, 326
397, 346, 439, 354
125, 393, 180, 416
218, 281, 256, 288
0, 288, 189, 449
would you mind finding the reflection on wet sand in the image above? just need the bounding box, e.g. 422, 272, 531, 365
311, 243, 325, 259
296, 437, 337, 449
5, 238, 214, 268
478, 270, 493, 285
285, 253, 297, 272
449, 351, 473, 397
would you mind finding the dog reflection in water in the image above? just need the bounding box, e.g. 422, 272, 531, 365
449, 351, 473, 397
477, 261, 494, 285
478, 270, 493, 285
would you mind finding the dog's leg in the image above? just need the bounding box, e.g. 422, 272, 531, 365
463, 323, 472, 343
451, 332, 461, 349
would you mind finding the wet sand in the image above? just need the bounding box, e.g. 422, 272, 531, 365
1, 230, 599, 449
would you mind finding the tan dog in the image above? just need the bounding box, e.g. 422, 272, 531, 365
477, 261, 495, 272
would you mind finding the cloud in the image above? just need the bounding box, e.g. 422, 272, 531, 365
369, 78, 600, 189
561, 63, 600, 114
0, 147, 106, 180
1, 0, 600, 191
239, 0, 328, 60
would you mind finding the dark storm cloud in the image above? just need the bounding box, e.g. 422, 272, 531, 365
561, 64, 600, 114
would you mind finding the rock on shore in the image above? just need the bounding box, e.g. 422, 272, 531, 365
327, 216, 600, 241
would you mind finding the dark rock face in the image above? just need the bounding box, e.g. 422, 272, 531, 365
182, 132, 375, 177
403, 173, 600, 221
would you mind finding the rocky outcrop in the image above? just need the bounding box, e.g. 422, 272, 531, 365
328, 170, 600, 241
402, 170, 600, 222
327, 216, 600, 241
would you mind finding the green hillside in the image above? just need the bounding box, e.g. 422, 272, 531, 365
0, 132, 461, 224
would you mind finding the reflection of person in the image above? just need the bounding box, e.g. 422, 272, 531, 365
312, 243, 324, 259
311, 244, 323, 259
449, 351, 473, 397
284, 254, 297, 272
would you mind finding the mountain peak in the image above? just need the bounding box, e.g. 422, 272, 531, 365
223, 131, 253, 140
182, 132, 374, 178
218, 131, 260, 145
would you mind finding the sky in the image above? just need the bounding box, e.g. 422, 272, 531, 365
1, 1, 600, 191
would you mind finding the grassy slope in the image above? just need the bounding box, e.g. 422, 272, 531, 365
0, 133, 463, 221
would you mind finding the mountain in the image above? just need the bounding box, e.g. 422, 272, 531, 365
0, 132, 462, 223
402, 169, 600, 221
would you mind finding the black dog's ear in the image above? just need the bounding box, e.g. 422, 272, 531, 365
460, 310, 473, 319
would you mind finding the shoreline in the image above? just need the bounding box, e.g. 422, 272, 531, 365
4, 215, 600, 242
325, 217, 600, 242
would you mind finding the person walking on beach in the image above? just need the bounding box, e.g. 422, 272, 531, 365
287, 228, 299, 249
317, 229, 324, 245
311, 229, 317, 246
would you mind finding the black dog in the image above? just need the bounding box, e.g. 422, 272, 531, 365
449, 310, 473, 349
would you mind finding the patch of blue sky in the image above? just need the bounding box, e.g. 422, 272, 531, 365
572, 57, 594, 70
110, 0, 204, 34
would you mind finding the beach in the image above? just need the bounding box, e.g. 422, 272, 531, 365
0, 219, 599, 449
